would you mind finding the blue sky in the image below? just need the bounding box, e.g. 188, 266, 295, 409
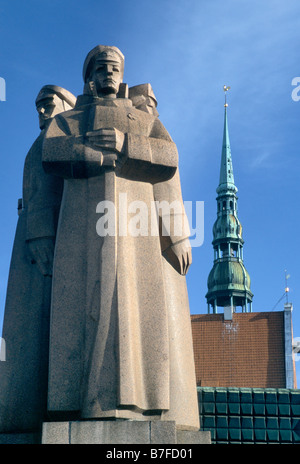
0, 0, 299, 385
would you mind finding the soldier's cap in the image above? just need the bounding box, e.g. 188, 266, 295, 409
35, 85, 77, 108
83, 45, 124, 83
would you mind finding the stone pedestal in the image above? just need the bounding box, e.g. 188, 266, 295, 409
41, 420, 211, 444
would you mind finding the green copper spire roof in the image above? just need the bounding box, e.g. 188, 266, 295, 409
216, 105, 237, 195
206, 88, 253, 314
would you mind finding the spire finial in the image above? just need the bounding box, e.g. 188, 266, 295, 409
223, 85, 230, 107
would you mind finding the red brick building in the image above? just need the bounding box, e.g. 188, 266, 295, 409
191, 310, 297, 389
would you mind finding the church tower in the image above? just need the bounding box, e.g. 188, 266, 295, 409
206, 88, 253, 314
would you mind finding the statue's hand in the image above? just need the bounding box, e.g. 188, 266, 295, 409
27, 237, 55, 276
86, 128, 125, 154
163, 238, 192, 275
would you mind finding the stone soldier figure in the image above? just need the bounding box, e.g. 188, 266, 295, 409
0, 86, 76, 434
129, 83, 159, 117
42, 45, 199, 430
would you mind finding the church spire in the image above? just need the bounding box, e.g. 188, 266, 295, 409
205, 87, 253, 314
217, 98, 237, 195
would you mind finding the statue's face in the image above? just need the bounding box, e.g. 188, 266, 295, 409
91, 55, 123, 96
36, 95, 65, 129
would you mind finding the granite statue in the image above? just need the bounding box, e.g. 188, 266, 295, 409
0, 86, 76, 433
0, 46, 200, 440
41, 45, 199, 430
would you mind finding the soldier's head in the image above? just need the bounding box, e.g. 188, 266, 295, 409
83, 45, 124, 97
129, 84, 159, 116
35, 85, 76, 130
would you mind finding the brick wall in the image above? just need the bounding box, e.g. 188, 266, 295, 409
191, 312, 286, 388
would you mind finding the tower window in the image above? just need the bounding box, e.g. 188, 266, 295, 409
222, 201, 226, 211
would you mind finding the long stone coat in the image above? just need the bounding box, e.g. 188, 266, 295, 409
0, 133, 63, 433
42, 94, 199, 430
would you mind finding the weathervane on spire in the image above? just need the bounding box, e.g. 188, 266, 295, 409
223, 85, 231, 107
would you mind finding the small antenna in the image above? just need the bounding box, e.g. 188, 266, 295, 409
285, 269, 290, 304
223, 85, 231, 107
271, 270, 291, 311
